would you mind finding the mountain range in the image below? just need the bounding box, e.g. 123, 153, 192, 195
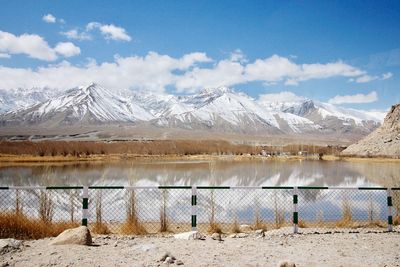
0, 83, 387, 142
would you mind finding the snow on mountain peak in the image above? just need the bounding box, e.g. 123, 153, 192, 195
199, 86, 233, 96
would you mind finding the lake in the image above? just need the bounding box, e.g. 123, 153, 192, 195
1, 159, 399, 187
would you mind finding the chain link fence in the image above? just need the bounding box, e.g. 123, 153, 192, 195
0, 186, 399, 239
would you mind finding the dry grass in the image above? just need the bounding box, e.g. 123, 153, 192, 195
298, 220, 307, 228
0, 212, 78, 239
159, 190, 169, 233
208, 222, 222, 234
232, 219, 241, 233
91, 222, 111, 235
394, 215, 400, 226
121, 219, 147, 235
121, 189, 147, 235
336, 200, 353, 228
254, 216, 268, 231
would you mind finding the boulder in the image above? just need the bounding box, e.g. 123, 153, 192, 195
49, 226, 92, 246
173, 231, 205, 240
0, 239, 22, 254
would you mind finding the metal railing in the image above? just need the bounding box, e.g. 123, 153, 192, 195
0, 185, 399, 238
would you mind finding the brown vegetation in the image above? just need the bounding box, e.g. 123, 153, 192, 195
0, 140, 344, 158
0, 212, 78, 239
121, 189, 147, 235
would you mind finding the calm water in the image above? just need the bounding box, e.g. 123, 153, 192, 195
0, 159, 399, 187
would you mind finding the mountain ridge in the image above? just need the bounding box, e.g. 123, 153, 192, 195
0, 83, 387, 138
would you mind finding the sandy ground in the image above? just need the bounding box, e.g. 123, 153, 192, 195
1, 228, 400, 267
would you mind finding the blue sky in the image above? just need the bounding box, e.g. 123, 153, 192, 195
0, 0, 399, 110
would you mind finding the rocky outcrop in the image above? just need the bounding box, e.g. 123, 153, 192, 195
342, 104, 400, 157
49, 226, 92, 246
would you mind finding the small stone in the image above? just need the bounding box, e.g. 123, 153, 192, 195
164, 256, 174, 264
211, 233, 222, 241
236, 233, 248, 238
159, 252, 172, 262
176, 260, 184, 265
277, 260, 296, 267
174, 231, 205, 240
0, 239, 22, 255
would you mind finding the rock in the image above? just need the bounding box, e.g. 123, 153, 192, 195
173, 231, 205, 240
164, 256, 174, 264
342, 103, 400, 157
255, 229, 265, 238
0, 239, 22, 254
49, 226, 92, 246
159, 252, 175, 262
229, 233, 248, 238
176, 260, 184, 265
277, 260, 296, 267
239, 224, 252, 232
211, 233, 222, 241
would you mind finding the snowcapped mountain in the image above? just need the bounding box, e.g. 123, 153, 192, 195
0, 87, 60, 113
259, 97, 385, 135
0, 83, 385, 138
153, 87, 320, 133
1, 83, 153, 126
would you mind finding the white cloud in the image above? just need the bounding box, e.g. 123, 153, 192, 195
243, 55, 364, 86
0, 49, 376, 94
328, 91, 378, 105
0, 30, 80, 61
54, 42, 81, 57
0, 31, 57, 61
258, 91, 305, 103
355, 75, 378, 83
175, 59, 245, 92
0, 53, 10, 58
61, 29, 91, 41
350, 72, 393, 83
230, 49, 247, 63
87, 22, 132, 41
0, 51, 210, 92
42, 14, 56, 23
382, 72, 393, 80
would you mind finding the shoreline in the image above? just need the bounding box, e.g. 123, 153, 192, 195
1, 153, 400, 166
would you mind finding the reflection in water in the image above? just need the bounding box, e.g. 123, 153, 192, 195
0, 160, 399, 187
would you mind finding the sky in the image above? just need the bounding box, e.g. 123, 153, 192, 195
0, 0, 399, 110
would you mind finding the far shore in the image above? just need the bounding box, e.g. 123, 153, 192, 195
1, 153, 400, 166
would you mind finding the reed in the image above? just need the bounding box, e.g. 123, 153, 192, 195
0, 212, 78, 239
121, 189, 147, 235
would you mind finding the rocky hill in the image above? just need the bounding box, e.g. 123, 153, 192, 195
342, 104, 400, 157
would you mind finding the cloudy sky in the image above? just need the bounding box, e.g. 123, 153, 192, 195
0, 0, 399, 109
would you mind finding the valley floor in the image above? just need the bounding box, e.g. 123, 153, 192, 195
1, 228, 400, 267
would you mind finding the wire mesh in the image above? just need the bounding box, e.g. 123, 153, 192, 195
0, 188, 81, 239
0, 187, 398, 239
297, 189, 388, 232
87, 188, 192, 235
196, 188, 293, 233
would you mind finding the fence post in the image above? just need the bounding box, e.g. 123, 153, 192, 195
82, 186, 88, 226
293, 186, 298, 234
191, 186, 197, 231
387, 188, 393, 232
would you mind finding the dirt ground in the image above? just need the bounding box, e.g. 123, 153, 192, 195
1, 227, 400, 267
